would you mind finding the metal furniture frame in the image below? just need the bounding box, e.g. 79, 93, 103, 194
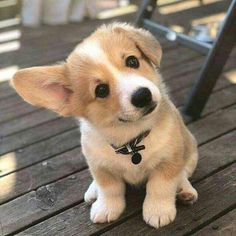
135, 0, 236, 121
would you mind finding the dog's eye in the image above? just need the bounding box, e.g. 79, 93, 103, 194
126, 56, 139, 69
95, 84, 109, 98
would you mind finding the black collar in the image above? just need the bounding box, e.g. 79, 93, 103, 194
111, 130, 151, 165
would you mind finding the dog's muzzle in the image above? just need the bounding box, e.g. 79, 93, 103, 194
131, 87, 152, 108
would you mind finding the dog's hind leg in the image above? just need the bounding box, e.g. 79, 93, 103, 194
177, 152, 198, 204
177, 172, 198, 204
84, 180, 98, 204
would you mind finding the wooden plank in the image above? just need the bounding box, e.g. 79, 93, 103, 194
0, 21, 103, 68
100, 164, 236, 236
164, 43, 235, 83
162, 57, 204, 79
202, 85, 236, 116
0, 117, 77, 155
194, 209, 236, 236
163, 45, 200, 66
0, 129, 80, 177
0, 95, 36, 123
161, 46, 200, 69
16, 163, 236, 236
192, 130, 236, 182
188, 105, 236, 146
0, 81, 15, 99
0, 109, 57, 137
166, 55, 236, 93
0, 147, 86, 204
0, 169, 92, 236
1, 108, 236, 235
172, 84, 236, 112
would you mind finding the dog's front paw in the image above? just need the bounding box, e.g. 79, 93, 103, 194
90, 197, 125, 223
143, 199, 176, 228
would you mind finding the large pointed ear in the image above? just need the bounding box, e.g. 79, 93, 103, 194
11, 64, 73, 116
114, 24, 162, 67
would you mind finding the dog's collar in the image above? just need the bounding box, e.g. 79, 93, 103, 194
111, 130, 151, 165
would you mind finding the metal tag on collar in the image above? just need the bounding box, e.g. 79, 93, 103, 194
131, 152, 142, 164
112, 130, 151, 165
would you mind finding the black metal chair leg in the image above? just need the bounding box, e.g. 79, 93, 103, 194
135, 0, 157, 27
183, 0, 236, 120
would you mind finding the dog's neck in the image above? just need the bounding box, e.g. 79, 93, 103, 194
101, 120, 154, 147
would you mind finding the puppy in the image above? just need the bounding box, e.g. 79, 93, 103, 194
11, 23, 198, 229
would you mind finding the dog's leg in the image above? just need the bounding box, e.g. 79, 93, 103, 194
90, 169, 126, 223
183, 151, 198, 178
177, 172, 198, 204
177, 150, 198, 204
143, 170, 180, 229
177, 151, 198, 204
84, 180, 98, 204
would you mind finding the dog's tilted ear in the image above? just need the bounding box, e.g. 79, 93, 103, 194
115, 24, 162, 67
11, 65, 73, 116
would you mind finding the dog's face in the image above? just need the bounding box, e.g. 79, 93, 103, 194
12, 23, 163, 127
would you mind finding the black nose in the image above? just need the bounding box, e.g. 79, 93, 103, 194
131, 87, 152, 108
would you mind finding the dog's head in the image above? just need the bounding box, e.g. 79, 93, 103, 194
12, 23, 164, 127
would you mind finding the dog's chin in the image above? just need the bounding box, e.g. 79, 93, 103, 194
118, 104, 157, 124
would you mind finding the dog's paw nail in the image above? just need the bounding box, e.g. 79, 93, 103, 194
143, 202, 176, 228
90, 199, 124, 223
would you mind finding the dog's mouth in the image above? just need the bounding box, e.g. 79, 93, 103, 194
118, 103, 157, 123
118, 117, 132, 123
143, 103, 157, 117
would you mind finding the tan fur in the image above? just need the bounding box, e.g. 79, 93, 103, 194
11, 23, 198, 229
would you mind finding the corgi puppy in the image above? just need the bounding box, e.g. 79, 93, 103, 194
11, 23, 198, 229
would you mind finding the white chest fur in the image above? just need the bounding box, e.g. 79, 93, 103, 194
79, 115, 176, 185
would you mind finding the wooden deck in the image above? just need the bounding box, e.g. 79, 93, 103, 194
0, 1, 236, 235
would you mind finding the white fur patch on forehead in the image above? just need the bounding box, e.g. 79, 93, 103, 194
118, 73, 161, 102
117, 73, 161, 116
74, 39, 121, 79
75, 40, 107, 61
